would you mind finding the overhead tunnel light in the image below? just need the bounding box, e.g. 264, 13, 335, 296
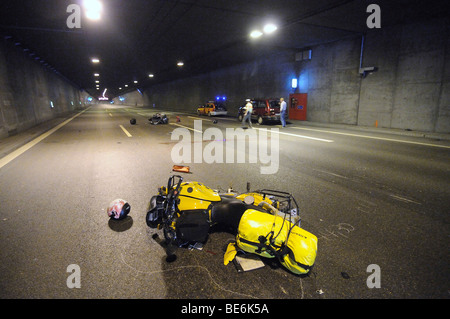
263, 23, 277, 34
250, 23, 278, 39
250, 30, 263, 38
84, 0, 103, 21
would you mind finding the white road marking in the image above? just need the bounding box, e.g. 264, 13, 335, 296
169, 122, 202, 133
0, 108, 89, 169
291, 127, 450, 148
119, 125, 132, 137
389, 194, 422, 205
188, 116, 235, 121
255, 128, 334, 143
169, 123, 333, 142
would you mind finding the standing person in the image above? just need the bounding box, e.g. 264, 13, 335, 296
242, 99, 253, 129
280, 97, 287, 127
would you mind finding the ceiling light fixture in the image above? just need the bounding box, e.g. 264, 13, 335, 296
148, 74, 154, 78
84, 0, 103, 21
91, 58, 100, 63
263, 23, 277, 34
250, 30, 263, 38
177, 61, 184, 67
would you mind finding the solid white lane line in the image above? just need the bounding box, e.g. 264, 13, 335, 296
0, 108, 89, 169
389, 194, 422, 205
168, 123, 334, 142
188, 116, 235, 121
291, 127, 450, 149
119, 125, 132, 137
255, 128, 334, 143
188, 116, 203, 120
169, 122, 202, 133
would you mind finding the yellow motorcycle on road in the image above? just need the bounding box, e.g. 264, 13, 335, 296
146, 175, 317, 275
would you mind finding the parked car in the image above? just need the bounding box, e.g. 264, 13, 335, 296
237, 98, 281, 124
197, 101, 228, 116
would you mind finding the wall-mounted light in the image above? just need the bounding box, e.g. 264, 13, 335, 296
291, 78, 298, 89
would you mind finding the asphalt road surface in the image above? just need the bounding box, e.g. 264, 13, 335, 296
0, 104, 449, 300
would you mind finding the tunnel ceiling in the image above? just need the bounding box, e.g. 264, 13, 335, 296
0, 0, 446, 98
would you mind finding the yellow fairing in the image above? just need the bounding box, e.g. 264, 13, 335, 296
177, 182, 221, 211
236, 209, 317, 275
223, 242, 238, 265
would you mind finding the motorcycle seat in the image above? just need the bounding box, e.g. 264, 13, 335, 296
210, 196, 265, 234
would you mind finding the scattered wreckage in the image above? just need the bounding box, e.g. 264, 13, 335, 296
149, 113, 169, 125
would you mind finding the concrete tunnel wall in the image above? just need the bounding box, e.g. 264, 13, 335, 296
0, 38, 89, 139
0, 17, 448, 138
117, 17, 449, 133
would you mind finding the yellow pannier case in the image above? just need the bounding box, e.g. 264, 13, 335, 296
236, 209, 317, 275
